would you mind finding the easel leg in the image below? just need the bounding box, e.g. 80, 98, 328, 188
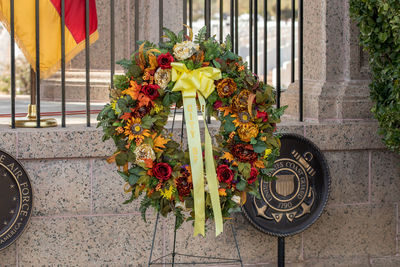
231, 224, 243, 267
171, 217, 178, 266
148, 213, 160, 267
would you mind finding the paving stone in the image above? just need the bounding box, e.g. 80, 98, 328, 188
0, 244, 16, 267
370, 256, 400, 267
0, 129, 17, 158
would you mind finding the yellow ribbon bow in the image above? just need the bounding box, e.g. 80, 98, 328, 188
171, 62, 223, 237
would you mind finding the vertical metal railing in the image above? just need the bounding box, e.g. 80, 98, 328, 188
5, 0, 304, 128
10, 0, 15, 129
85, 0, 91, 127
35, 0, 41, 127
61, 0, 66, 127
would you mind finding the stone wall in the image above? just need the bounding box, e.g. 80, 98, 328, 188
0, 122, 399, 266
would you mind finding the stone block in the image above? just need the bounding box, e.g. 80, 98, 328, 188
370, 256, 400, 267
92, 158, 142, 214
0, 128, 17, 158
303, 203, 396, 259
162, 214, 301, 265
324, 151, 369, 204
0, 244, 16, 267
303, 256, 371, 267
371, 151, 400, 203
17, 215, 160, 266
22, 159, 91, 216
305, 122, 385, 151
16, 127, 114, 159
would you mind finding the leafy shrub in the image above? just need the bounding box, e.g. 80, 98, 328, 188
350, 0, 400, 153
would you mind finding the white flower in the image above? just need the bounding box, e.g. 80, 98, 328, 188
231, 195, 241, 205
154, 68, 171, 89
175, 201, 186, 210
204, 184, 210, 193
173, 41, 199, 61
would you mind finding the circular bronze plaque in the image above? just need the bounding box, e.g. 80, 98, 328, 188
242, 133, 330, 236
0, 150, 32, 250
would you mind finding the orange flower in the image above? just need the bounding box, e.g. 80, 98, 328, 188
237, 122, 259, 142
124, 117, 151, 145
218, 188, 227, 196
216, 78, 237, 98
122, 81, 141, 100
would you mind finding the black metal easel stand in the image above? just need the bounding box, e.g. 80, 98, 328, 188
278, 237, 285, 267
148, 213, 243, 266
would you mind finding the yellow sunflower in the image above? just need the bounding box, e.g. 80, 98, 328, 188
232, 111, 253, 127
124, 118, 151, 145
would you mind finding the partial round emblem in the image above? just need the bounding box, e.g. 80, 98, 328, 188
242, 134, 330, 236
0, 150, 32, 250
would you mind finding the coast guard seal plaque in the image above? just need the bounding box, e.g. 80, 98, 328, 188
242, 133, 330, 236
0, 150, 32, 250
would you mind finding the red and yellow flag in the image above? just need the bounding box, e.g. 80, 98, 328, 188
0, 0, 98, 79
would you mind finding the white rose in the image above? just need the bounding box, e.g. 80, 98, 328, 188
231, 195, 241, 205
173, 41, 199, 61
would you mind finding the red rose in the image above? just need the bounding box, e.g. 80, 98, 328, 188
213, 100, 223, 109
217, 165, 234, 184
248, 167, 259, 184
153, 163, 172, 181
157, 52, 174, 69
257, 111, 268, 122
141, 84, 160, 100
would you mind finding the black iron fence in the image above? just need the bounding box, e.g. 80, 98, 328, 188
5, 0, 303, 128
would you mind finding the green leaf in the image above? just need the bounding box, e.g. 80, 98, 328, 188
236, 180, 247, 191
139, 196, 152, 222
141, 115, 158, 129
253, 140, 267, 154
223, 115, 236, 133
115, 152, 128, 166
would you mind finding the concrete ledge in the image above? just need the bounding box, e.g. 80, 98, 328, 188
0, 120, 386, 160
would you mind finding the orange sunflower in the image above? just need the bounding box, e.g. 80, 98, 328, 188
232, 111, 253, 127
124, 118, 151, 145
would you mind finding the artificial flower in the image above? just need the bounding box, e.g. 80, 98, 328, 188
218, 188, 227, 196
157, 52, 174, 69
154, 68, 171, 89
217, 165, 234, 184
153, 162, 173, 181
122, 81, 141, 100
116, 126, 124, 135
160, 185, 175, 200
213, 100, 223, 109
248, 167, 259, 184
152, 103, 163, 113
233, 111, 252, 127
134, 143, 156, 164
237, 122, 259, 142
176, 171, 193, 197
124, 118, 151, 145
232, 89, 251, 112
141, 84, 160, 100
216, 78, 237, 98
231, 195, 241, 205
231, 143, 258, 162
264, 148, 273, 159
173, 41, 199, 61
257, 111, 269, 122
132, 104, 152, 118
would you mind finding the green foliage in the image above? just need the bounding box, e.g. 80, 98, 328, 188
350, 0, 400, 153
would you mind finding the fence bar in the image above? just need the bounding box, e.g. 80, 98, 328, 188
85, 0, 90, 127
291, 0, 295, 83
159, 0, 163, 42
35, 0, 41, 127
189, 0, 193, 28
205, 0, 211, 38
110, 0, 115, 89
10, 0, 15, 128
183, 0, 187, 30
234, 0, 238, 54
299, 0, 303, 121
219, 0, 223, 42
249, 0, 253, 71
61, 0, 66, 127
254, 0, 258, 74
263, 0, 267, 83
135, 0, 139, 50
230, 0, 234, 51
276, 0, 281, 108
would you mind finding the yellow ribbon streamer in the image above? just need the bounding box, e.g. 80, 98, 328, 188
171, 62, 223, 236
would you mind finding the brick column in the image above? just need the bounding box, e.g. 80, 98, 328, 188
282, 0, 372, 121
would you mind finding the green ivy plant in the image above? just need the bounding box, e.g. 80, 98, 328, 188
350, 0, 400, 153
